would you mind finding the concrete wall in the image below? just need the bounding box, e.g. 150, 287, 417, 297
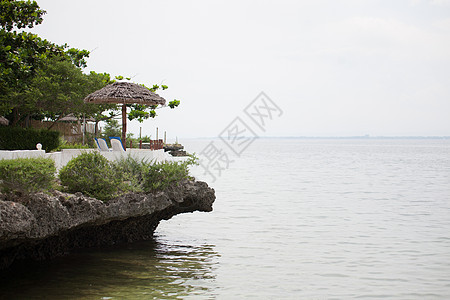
0, 150, 46, 160
0, 149, 168, 170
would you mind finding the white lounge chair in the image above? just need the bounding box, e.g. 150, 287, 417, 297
94, 138, 111, 151
109, 137, 125, 152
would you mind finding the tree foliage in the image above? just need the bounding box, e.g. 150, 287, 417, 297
28, 57, 114, 123
125, 82, 181, 123
0, 0, 45, 31
0, 1, 180, 132
100, 118, 121, 138
0, 0, 95, 124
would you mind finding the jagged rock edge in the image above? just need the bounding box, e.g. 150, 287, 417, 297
0, 180, 215, 270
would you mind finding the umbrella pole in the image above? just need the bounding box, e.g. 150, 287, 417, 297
122, 104, 127, 150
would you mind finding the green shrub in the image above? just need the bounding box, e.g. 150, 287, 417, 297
0, 127, 60, 152
142, 155, 198, 192
0, 157, 56, 193
112, 155, 148, 193
59, 152, 198, 199
140, 135, 152, 143
59, 152, 119, 201
56, 139, 90, 151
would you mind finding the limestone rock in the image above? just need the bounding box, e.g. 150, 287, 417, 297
0, 180, 215, 269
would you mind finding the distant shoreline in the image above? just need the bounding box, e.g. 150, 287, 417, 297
182, 136, 450, 140
261, 136, 450, 140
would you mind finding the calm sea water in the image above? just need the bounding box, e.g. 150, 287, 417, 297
1, 138, 449, 299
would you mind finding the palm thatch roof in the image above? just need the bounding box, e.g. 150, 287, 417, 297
84, 82, 167, 150
0, 116, 9, 126
84, 82, 166, 105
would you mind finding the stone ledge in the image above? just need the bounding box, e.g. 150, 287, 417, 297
0, 180, 215, 269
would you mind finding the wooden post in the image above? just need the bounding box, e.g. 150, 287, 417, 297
164, 131, 166, 144
139, 140, 142, 149
122, 104, 127, 150
82, 113, 86, 145
156, 127, 159, 140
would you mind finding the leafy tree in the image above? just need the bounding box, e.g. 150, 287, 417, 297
123, 81, 181, 123
100, 118, 121, 138
0, 0, 45, 31
0, 1, 180, 135
32, 58, 114, 127
0, 0, 91, 124
3, 55, 114, 128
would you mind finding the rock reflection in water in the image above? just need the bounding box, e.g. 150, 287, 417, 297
0, 236, 220, 299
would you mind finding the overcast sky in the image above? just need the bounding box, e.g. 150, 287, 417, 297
31, 0, 450, 139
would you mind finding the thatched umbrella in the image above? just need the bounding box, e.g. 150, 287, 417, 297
0, 116, 9, 126
84, 82, 166, 149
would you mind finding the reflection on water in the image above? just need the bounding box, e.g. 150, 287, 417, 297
0, 235, 219, 299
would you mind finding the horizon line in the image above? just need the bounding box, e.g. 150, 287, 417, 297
178, 135, 450, 140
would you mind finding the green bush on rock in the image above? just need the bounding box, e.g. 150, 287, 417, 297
142, 155, 198, 192
59, 152, 120, 201
112, 155, 147, 193
111, 154, 199, 193
0, 151, 199, 200
0, 157, 56, 193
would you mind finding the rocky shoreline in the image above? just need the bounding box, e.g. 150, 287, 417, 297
163, 143, 188, 156
0, 180, 215, 270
